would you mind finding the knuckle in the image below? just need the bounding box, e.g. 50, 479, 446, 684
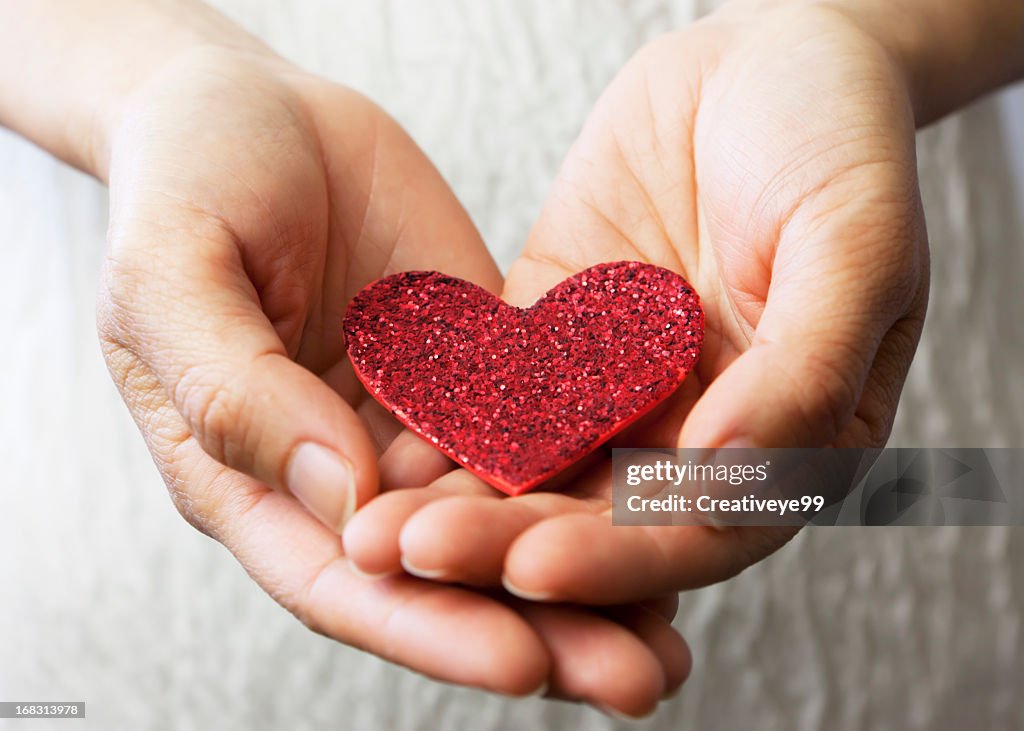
139, 419, 223, 538
103, 345, 166, 420
862, 412, 895, 449
856, 320, 925, 447
164, 462, 244, 544
793, 344, 864, 441
847, 396, 896, 449
871, 219, 927, 316
167, 478, 216, 537
156, 433, 265, 544
174, 367, 253, 469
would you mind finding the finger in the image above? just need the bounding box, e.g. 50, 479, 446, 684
309, 562, 550, 696
640, 593, 680, 622
123, 355, 695, 703
339, 371, 461, 492
599, 604, 692, 698
152, 391, 694, 706
837, 311, 928, 447
680, 176, 928, 449
397, 492, 593, 586
347, 387, 406, 452
511, 600, 668, 718
145, 401, 550, 695
342, 469, 495, 576
99, 218, 378, 534
377, 429, 456, 491
503, 513, 797, 604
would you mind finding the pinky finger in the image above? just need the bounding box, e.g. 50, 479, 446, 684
509, 600, 675, 718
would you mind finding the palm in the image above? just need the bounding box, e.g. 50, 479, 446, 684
345, 6, 928, 605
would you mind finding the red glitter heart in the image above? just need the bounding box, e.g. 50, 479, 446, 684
344, 261, 704, 495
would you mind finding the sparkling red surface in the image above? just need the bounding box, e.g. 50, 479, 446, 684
343, 261, 704, 495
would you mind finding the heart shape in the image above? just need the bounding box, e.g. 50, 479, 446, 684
344, 261, 704, 495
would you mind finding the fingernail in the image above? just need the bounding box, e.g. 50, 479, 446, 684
698, 515, 732, 533
501, 575, 554, 602
719, 438, 757, 449
595, 703, 656, 721
501, 679, 548, 699
348, 560, 396, 581
708, 439, 759, 532
287, 442, 357, 532
400, 555, 450, 581
528, 681, 549, 698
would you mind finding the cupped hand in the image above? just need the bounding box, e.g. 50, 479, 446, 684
345, 1, 930, 604
97, 45, 689, 714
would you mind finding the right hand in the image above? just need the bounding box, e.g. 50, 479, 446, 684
343, 0, 929, 607
96, 42, 688, 714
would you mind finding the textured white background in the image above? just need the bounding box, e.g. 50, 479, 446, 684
2, 1, 1023, 730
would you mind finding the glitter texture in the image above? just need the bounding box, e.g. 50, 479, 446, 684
343, 261, 704, 495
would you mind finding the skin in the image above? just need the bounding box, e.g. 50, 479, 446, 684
3, 0, 1024, 719
95, 46, 693, 715
1, 1, 689, 717
345, 0, 1024, 607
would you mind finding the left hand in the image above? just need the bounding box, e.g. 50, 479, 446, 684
95, 40, 688, 715
344, 0, 930, 604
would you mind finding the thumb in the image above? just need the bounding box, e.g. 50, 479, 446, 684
99, 218, 378, 533
680, 200, 928, 449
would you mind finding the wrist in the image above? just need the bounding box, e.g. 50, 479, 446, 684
719, 0, 1024, 126
0, 1, 273, 180
80, 21, 276, 182
826, 0, 1024, 126
98, 43, 291, 181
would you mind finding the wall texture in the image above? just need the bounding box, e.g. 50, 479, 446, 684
2, 1, 1022, 729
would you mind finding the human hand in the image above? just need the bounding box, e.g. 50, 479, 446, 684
93, 30, 690, 713
344, 0, 930, 603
